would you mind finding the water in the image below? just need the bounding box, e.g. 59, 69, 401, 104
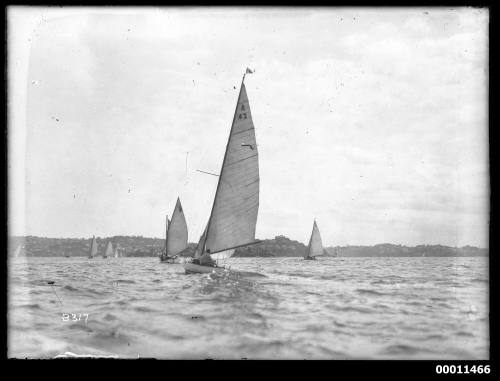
8, 256, 488, 359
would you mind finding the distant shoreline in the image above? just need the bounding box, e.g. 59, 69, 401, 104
8, 235, 488, 258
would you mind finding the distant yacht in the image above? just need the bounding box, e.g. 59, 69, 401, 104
104, 241, 113, 259
160, 198, 188, 263
304, 220, 322, 260
88, 236, 98, 259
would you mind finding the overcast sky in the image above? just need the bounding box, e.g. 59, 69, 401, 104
8, 7, 489, 247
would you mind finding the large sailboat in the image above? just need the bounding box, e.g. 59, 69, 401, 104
184, 71, 260, 274
88, 236, 98, 259
304, 220, 323, 260
104, 241, 113, 259
160, 198, 188, 263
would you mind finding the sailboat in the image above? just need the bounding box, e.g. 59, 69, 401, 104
160, 198, 188, 263
114, 246, 120, 258
104, 241, 113, 259
13, 245, 22, 258
88, 236, 98, 259
304, 220, 322, 260
184, 71, 260, 275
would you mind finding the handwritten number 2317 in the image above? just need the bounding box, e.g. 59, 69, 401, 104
62, 313, 89, 323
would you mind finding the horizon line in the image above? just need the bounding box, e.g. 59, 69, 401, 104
7, 234, 489, 250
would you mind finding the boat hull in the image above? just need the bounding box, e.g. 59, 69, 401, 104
183, 263, 266, 277
304, 256, 317, 260
183, 263, 227, 274
160, 256, 178, 264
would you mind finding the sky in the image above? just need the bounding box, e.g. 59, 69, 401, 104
8, 7, 489, 247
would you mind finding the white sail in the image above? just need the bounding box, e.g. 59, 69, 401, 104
89, 236, 98, 258
194, 225, 207, 259
166, 198, 188, 256
114, 248, 119, 258
204, 82, 259, 255
306, 220, 323, 258
104, 241, 113, 257
210, 249, 235, 261
14, 245, 21, 257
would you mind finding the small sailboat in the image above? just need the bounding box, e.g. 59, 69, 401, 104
160, 198, 188, 263
104, 241, 113, 259
304, 220, 322, 260
184, 71, 261, 275
14, 245, 22, 258
114, 246, 120, 258
88, 236, 98, 259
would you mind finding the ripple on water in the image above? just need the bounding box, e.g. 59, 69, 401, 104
334, 305, 375, 314
103, 313, 118, 321
133, 306, 158, 313
18, 303, 43, 310
471, 278, 488, 284
456, 331, 474, 337
62, 285, 79, 292
356, 289, 387, 296
379, 344, 425, 356
67, 323, 94, 333
9, 256, 488, 359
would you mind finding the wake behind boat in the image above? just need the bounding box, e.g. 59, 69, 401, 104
183, 70, 263, 276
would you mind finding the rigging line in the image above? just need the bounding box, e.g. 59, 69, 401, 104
49, 283, 63, 305
196, 169, 219, 177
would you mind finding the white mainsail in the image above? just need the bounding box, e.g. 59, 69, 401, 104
203, 80, 260, 256
305, 220, 323, 258
210, 249, 235, 262
166, 198, 188, 256
104, 241, 113, 258
14, 245, 21, 257
89, 236, 98, 258
114, 248, 119, 258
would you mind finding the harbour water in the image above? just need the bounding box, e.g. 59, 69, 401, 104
8, 256, 488, 359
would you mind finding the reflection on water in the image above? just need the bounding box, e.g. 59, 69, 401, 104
8, 256, 488, 359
